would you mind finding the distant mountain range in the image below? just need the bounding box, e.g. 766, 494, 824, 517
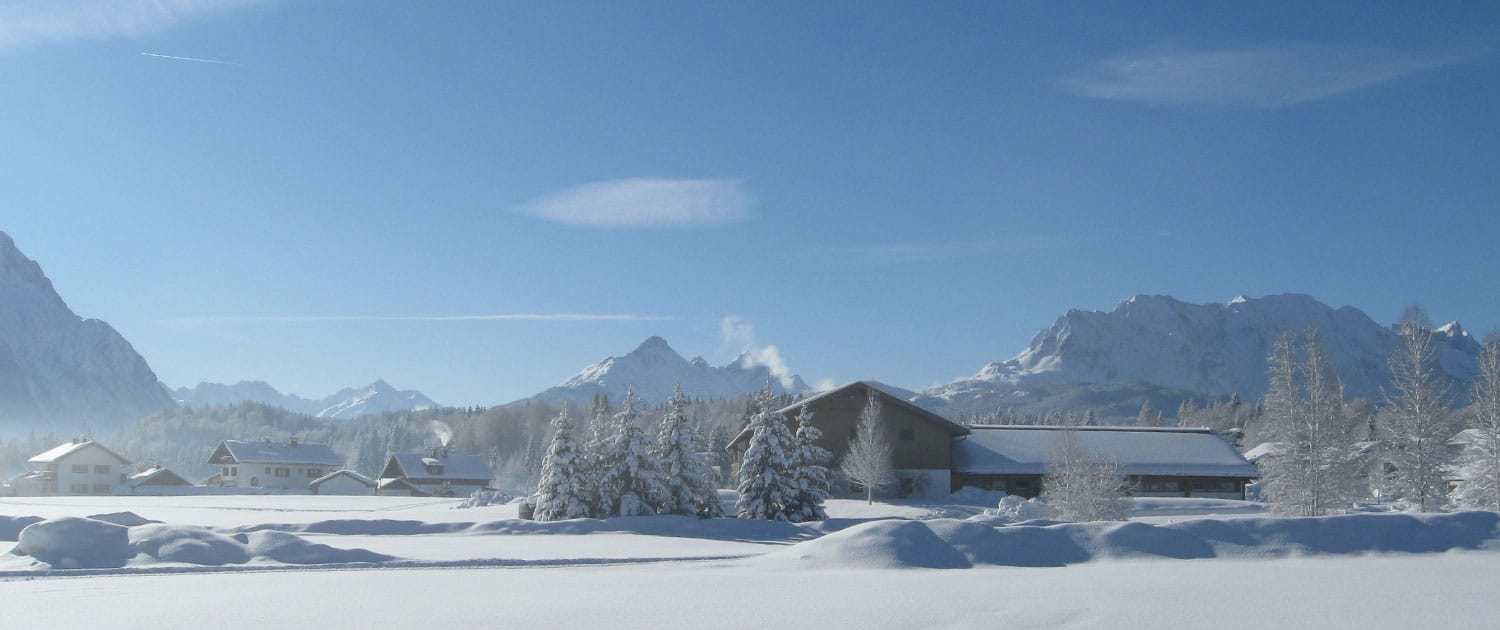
0, 231, 174, 432
920, 293, 1482, 417
522, 336, 810, 406
172, 379, 438, 419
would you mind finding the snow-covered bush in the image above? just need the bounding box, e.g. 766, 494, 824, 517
454, 489, 515, 509
986, 495, 1049, 523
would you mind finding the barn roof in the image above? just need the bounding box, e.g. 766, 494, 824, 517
384, 453, 492, 483
128, 466, 194, 487
29, 440, 131, 465
310, 469, 376, 488
730, 381, 969, 449
954, 425, 1259, 479
208, 440, 343, 466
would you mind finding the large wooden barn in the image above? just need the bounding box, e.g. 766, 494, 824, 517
728, 381, 1259, 500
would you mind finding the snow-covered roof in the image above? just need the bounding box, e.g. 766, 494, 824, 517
208, 440, 343, 466
310, 469, 376, 488
385, 453, 492, 482
953, 426, 1260, 479
1242, 442, 1281, 463
729, 380, 970, 449
128, 466, 193, 487
29, 440, 131, 465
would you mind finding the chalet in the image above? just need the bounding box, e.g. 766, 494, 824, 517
378, 449, 492, 497
13, 438, 132, 496
127, 465, 195, 495
729, 381, 972, 498
729, 381, 1260, 500
206, 437, 343, 491
309, 470, 377, 496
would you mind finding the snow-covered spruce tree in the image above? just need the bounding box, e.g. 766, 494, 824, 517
786, 403, 831, 523
1381, 310, 1455, 512
1259, 329, 1363, 516
1455, 338, 1500, 510
656, 385, 723, 518
596, 389, 668, 516
533, 407, 594, 521
841, 389, 895, 504
1041, 425, 1129, 522
736, 385, 799, 520
1136, 399, 1161, 427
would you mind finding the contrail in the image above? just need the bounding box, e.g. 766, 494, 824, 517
141, 52, 242, 66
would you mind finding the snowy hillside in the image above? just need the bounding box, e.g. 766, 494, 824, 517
0, 232, 174, 432
524, 336, 810, 405
928, 294, 1481, 406
173, 379, 437, 419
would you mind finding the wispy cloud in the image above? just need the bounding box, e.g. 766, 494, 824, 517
0, 0, 264, 53
841, 236, 1099, 265
514, 178, 752, 229
1059, 43, 1478, 110
141, 51, 241, 66
157, 313, 671, 326
719, 315, 799, 390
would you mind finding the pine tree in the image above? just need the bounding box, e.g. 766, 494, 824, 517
1136, 399, 1160, 427
596, 389, 668, 516
1456, 338, 1500, 510
656, 385, 723, 518
786, 404, 831, 522
841, 388, 895, 504
736, 384, 799, 520
533, 407, 593, 521
1381, 311, 1455, 511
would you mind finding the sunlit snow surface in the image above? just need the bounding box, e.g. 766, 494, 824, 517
2, 495, 1497, 628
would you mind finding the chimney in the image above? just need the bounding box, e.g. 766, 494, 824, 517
441, 446, 449, 459
289, 436, 299, 448
431, 447, 440, 459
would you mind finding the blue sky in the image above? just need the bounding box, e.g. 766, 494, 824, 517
4, 1, 1498, 405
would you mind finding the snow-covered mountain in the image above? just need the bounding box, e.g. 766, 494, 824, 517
0, 231, 174, 432
173, 379, 438, 419
524, 336, 810, 406
926, 294, 1481, 409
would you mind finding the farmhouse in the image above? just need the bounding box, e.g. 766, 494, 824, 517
729, 381, 1259, 499
207, 437, 343, 491
12, 438, 132, 496
378, 449, 492, 497
309, 469, 377, 495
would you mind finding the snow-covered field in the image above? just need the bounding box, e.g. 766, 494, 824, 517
3, 495, 1497, 628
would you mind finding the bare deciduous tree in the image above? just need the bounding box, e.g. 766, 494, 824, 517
1381, 309, 1455, 512
1042, 426, 1129, 522
1455, 337, 1500, 510
841, 389, 894, 504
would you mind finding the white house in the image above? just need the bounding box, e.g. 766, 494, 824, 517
378, 449, 492, 497
206, 437, 344, 491
16, 438, 132, 496
309, 469, 376, 495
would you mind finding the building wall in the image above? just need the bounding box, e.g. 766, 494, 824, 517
951, 472, 1250, 499
785, 385, 955, 471
408, 479, 488, 497
220, 461, 331, 491
896, 468, 951, 499
52, 446, 129, 496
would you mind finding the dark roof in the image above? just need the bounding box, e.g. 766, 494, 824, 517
310, 469, 376, 488
953, 425, 1259, 478
382, 453, 493, 483
128, 466, 194, 487
730, 381, 970, 449
208, 440, 343, 467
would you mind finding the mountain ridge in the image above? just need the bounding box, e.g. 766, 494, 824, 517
523, 335, 811, 406
172, 379, 438, 419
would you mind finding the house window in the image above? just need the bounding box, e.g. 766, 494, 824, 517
898, 477, 915, 497
1142, 479, 1182, 493
275, 468, 290, 477
1189, 479, 1238, 494
70, 483, 88, 494
223, 466, 230, 477
94, 465, 110, 474
72, 464, 89, 474
231, 466, 238, 476
899, 428, 915, 441
308, 468, 322, 478
92, 484, 111, 494
265, 466, 272, 474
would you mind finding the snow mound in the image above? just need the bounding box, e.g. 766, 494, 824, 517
0, 515, 43, 541
985, 495, 1049, 523
13, 517, 132, 569
130, 524, 250, 565
454, 489, 515, 509
759, 520, 972, 569
87, 511, 161, 527
241, 530, 394, 564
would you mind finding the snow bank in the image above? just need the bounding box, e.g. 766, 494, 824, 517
764, 511, 1500, 569
0, 515, 42, 541
13, 517, 132, 569
87, 511, 161, 527
9, 516, 395, 569
454, 489, 515, 509
240, 514, 813, 543
758, 520, 972, 569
